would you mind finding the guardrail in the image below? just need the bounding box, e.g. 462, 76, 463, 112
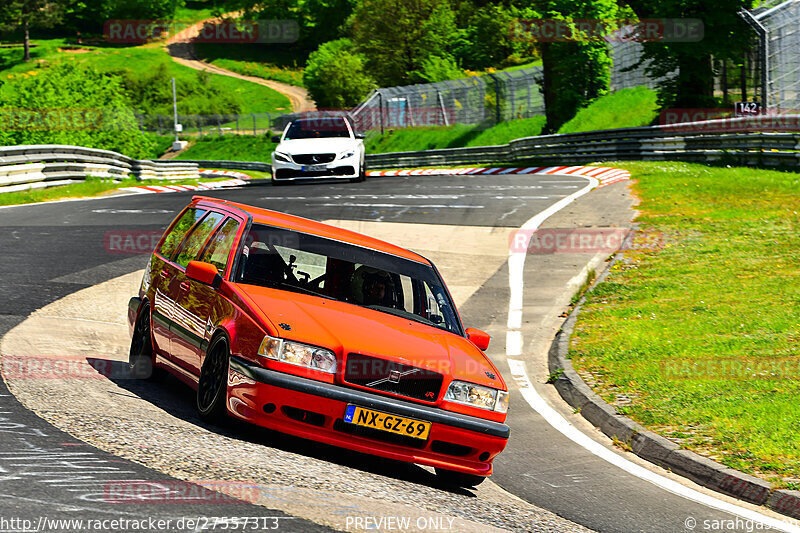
366, 119, 800, 169
177, 160, 270, 172
0, 145, 200, 194
4, 118, 800, 194
174, 118, 800, 173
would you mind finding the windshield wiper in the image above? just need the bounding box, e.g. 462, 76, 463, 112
258, 279, 335, 300
364, 305, 445, 329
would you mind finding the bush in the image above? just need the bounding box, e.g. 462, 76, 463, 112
0, 63, 158, 158
303, 39, 376, 109
116, 62, 243, 117
413, 55, 463, 83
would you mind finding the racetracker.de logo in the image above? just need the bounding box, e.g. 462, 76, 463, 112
510, 228, 634, 254
511, 18, 703, 43
104, 230, 163, 255
0, 107, 104, 131
660, 108, 800, 133
104, 480, 259, 504
104, 19, 299, 44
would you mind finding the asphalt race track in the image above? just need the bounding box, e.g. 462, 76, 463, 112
0, 174, 787, 533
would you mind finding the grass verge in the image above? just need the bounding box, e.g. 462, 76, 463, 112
570, 161, 800, 483
365, 117, 546, 153
0, 175, 233, 207
176, 135, 276, 161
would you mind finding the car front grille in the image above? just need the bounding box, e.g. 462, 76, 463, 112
292, 153, 336, 164
344, 353, 443, 402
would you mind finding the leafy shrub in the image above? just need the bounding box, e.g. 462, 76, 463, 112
0, 63, 158, 158
303, 39, 376, 109
115, 62, 243, 116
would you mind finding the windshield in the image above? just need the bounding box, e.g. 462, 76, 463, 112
284, 118, 352, 140
236, 224, 462, 335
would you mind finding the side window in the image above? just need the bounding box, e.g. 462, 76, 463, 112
174, 212, 226, 269
200, 218, 241, 273
423, 283, 444, 325
157, 208, 206, 258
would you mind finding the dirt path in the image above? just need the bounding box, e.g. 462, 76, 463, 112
164, 15, 316, 113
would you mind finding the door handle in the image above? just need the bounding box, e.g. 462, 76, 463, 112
179, 281, 190, 292
160, 269, 172, 280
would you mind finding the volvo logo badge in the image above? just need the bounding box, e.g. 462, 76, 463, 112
366, 368, 419, 388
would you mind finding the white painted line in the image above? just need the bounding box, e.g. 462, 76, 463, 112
311, 203, 485, 209
504, 174, 799, 532
506, 331, 522, 356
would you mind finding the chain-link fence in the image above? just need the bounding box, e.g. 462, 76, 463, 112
348, 67, 545, 132
752, 0, 800, 112
609, 41, 662, 92
135, 112, 285, 136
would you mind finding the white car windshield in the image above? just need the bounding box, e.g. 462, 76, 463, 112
284, 118, 351, 140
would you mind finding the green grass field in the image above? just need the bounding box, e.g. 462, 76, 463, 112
194, 43, 305, 87
557, 87, 659, 134
0, 175, 238, 207
0, 39, 290, 115
176, 135, 276, 161
570, 161, 800, 484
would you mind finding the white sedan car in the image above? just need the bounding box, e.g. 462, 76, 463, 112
271, 116, 366, 184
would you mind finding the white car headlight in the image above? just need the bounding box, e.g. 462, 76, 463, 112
273, 152, 292, 163
338, 151, 355, 160
258, 335, 337, 373
445, 380, 508, 413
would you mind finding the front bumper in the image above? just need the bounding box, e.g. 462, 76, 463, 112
271, 153, 359, 181
227, 356, 509, 476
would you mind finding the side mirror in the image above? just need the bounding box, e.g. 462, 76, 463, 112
186, 261, 222, 288
354, 132, 365, 139
465, 327, 490, 351
270, 135, 281, 143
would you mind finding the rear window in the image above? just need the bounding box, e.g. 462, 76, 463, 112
157, 207, 206, 258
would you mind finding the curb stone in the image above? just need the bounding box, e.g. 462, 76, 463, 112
547, 256, 799, 517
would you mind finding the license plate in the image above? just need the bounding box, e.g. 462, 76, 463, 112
344, 405, 431, 440
303, 164, 327, 172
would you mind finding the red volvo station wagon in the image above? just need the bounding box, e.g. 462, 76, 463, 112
128, 196, 509, 486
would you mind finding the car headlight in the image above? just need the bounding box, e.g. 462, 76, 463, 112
338, 151, 355, 160
445, 380, 508, 413
273, 151, 292, 163
258, 335, 337, 373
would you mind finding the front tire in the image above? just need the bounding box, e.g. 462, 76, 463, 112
435, 467, 486, 488
197, 335, 230, 424
350, 161, 366, 183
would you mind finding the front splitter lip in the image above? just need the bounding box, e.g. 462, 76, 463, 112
229, 356, 510, 439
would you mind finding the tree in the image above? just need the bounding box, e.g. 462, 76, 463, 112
349, 0, 461, 86
533, 0, 618, 132
455, 4, 532, 70
623, 0, 752, 108
303, 38, 377, 108
63, 0, 184, 33
0, 0, 63, 62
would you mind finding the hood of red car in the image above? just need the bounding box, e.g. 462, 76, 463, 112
239, 284, 504, 389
